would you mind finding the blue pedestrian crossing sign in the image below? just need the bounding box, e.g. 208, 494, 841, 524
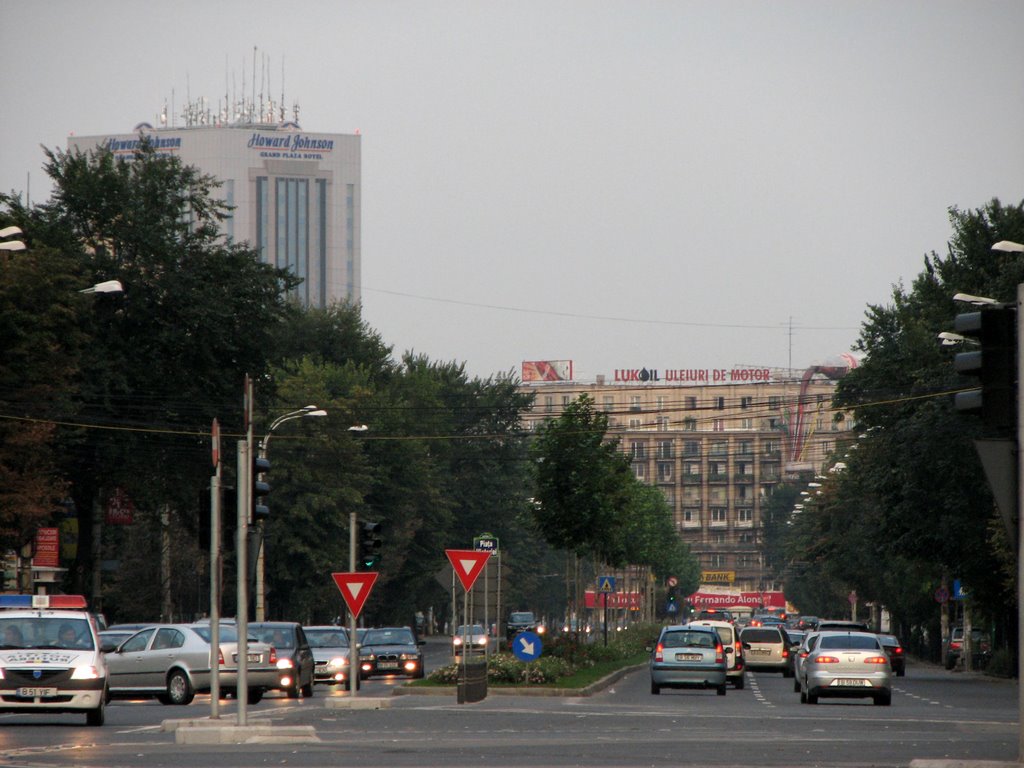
597, 576, 617, 593
512, 631, 543, 661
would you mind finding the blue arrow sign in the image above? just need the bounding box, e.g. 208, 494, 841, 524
512, 630, 543, 661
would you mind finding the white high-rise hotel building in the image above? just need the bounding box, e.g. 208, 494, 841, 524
69, 119, 360, 308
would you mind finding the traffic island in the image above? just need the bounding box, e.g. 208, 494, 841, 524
163, 718, 319, 745
324, 696, 391, 710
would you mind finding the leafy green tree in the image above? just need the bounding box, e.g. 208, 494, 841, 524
794, 198, 1024, 648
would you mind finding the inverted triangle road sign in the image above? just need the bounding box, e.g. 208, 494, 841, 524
445, 549, 490, 592
331, 572, 378, 618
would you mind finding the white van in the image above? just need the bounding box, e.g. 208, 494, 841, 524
690, 618, 746, 689
0, 595, 107, 725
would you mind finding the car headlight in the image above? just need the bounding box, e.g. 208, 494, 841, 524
399, 653, 419, 661
71, 665, 101, 680
327, 656, 348, 669
453, 637, 463, 646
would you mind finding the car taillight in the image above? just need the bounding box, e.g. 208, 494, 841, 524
269, 648, 278, 664
655, 642, 664, 662
218, 649, 225, 666
782, 648, 789, 659
715, 644, 724, 664
814, 655, 840, 664
892, 647, 904, 655
950, 641, 962, 651
864, 656, 888, 665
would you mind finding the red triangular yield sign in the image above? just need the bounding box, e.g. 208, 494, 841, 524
331, 572, 378, 618
445, 549, 490, 592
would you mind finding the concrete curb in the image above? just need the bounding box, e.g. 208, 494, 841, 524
391, 662, 647, 698
324, 696, 391, 709
162, 718, 319, 745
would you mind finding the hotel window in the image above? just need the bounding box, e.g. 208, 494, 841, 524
631, 441, 646, 459
683, 462, 701, 478
656, 396, 666, 409
634, 463, 647, 480
710, 508, 728, 524
630, 395, 642, 412
768, 395, 781, 410
656, 416, 669, 431
710, 441, 728, 456
345, 183, 355, 303
544, 396, 554, 414
683, 417, 697, 431
714, 396, 725, 410
711, 532, 726, 544
562, 395, 571, 407
709, 487, 727, 504
713, 419, 725, 432
657, 462, 673, 482
685, 396, 697, 410
682, 486, 701, 503
629, 418, 642, 429
683, 440, 700, 456
318, 179, 329, 306
603, 395, 614, 412
740, 396, 752, 409
740, 418, 753, 429
275, 177, 310, 303
763, 439, 779, 455
683, 509, 699, 524
738, 440, 752, 455
708, 461, 727, 479
739, 533, 755, 544
737, 508, 753, 523
662, 488, 675, 506
736, 462, 750, 478
710, 554, 727, 568
657, 440, 674, 459
738, 554, 754, 568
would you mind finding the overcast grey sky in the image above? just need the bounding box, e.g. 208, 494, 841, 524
3, 1, 1022, 382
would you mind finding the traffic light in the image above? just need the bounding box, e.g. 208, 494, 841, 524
953, 306, 1017, 432
252, 455, 271, 521
359, 521, 382, 569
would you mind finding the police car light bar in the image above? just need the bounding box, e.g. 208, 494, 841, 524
0, 595, 88, 609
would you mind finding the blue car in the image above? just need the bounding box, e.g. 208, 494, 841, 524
650, 624, 729, 696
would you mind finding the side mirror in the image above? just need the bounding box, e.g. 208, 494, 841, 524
724, 646, 733, 655
100, 640, 118, 653
741, 642, 751, 650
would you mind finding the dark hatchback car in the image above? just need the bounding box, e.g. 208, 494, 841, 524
359, 627, 425, 679
248, 622, 315, 698
876, 634, 906, 677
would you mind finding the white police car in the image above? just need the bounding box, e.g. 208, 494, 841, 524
0, 595, 107, 725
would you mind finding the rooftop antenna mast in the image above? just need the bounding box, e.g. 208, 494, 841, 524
280, 56, 285, 123
251, 45, 257, 124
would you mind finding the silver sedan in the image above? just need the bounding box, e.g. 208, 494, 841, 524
799, 630, 892, 706
105, 623, 279, 705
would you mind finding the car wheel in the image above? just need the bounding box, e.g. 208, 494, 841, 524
166, 669, 195, 706
86, 701, 105, 726
945, 657, 955, 670
716, 683, 727, 696
793, 676, 801, 693
247, 687, 264, 705
287, 678, 300, 699
874, 692, 892, 706
800, 688, 807, 704
897, 668, 905, 678
734, 675, 745, 690
807, 692, 818, 705
783, 667, 794, 678
301, 675, 314, 698
650, 680, 660, 695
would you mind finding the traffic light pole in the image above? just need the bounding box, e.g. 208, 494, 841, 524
1017, 283, 1023, 763
237, 439, 250, 726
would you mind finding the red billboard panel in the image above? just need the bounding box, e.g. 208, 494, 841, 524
34, 528, 59, 568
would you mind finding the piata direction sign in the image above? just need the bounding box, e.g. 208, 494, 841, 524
331, 572, 378, 618
445, 549, 490, 592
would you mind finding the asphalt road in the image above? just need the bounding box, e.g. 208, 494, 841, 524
0, 652, 1016, 768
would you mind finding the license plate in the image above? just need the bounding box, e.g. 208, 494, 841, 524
247, 654, 262, 663
830, 678, 870, 687
750, 648, 770, 655
378, 661, 399, 669
17, 687, 57, 698
675, 653, 702, 662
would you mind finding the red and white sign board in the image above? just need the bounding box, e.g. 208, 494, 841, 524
34, 528, 59, 568
331, 572, 378, 618
445, 549, 490, 592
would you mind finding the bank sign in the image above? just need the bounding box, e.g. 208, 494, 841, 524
613, 367, 773, 384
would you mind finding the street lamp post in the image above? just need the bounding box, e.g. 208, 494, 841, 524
255, 405, 327, 621
990, 239, 1024, 761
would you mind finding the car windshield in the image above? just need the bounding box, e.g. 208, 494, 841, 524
0, 617, 94, 650
819, 634, 880, 650
661, 631, 716, 648
305, 629, 349, 648
510, 613, 534, 623
362, 629, 415, 646
741, 628, 784, 643
456, 625, 484, 636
